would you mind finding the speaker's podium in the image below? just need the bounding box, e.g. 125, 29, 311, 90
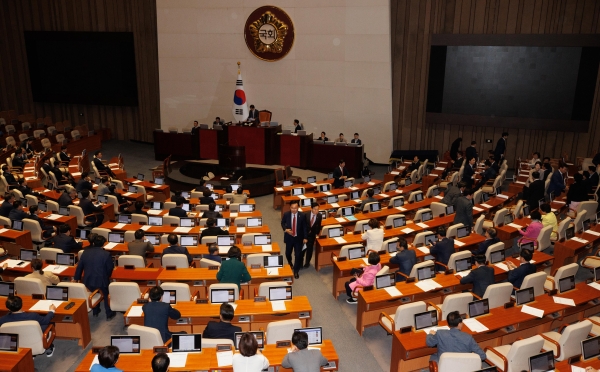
280, 132, 313, 168
219, 144, 246, 170
228, 124, 281, 165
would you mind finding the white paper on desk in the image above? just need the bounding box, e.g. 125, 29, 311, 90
507, 223, 523, 229
127, 306, 144, 317
463, 318, 489, 333
456, 270, 471, 278
521, 305, 544, 318
310, 183, 318, 187
434, 195, 443, 199
216, 350, 233, 367
43, 265, 68, 274
395, 189, 403, 194
132, 180, 142, 184
353, 199, 362, 203
323, 191, 332, 196
379, 193, 389, 198
26, 176, 37, 180
349, 187, 358, 191
399, 166, 406, 170
515, 181, 526, 184
415, 279, 442, 292
480, 203, 493, 208
390, 171, 400, 175
141, 225, 151, 231
417, 247, 430, 254
401, 228, 414, 234
174, 227, 192, 233
261, 245, 273, 252
104, 242, 118, 250
384, 286, 402, 297
368, 182, 375, 186
45, 214, 62, 220
572, 366, 586, 372
335, 217, 345, 222
237, 227, 246, 233
229, 303, 237, 311
588, 282, 600, 291
494, 263, 509, 271
151, 185, 161, 189
551, 208, 557, 212
276, 187, 284, 191
333, 237, 347, 244
297, 195, 306, 199
267, 268, 279, 276
29, 300, 64, 311
396, 207, 407, 212
167, 353, 188, 368
454, 240, 465, 247
496, 194, 508, 199
4, 259, 29, 268
529, 260, 536, 264
89, 355, 99, 370
330, 203, 340, 208
362, 257, 369, 265
271, 301, 286, 311
416, 222, 429, 228
473, 207, 483, 212
421, 325, 450, 334
585, 230, 600, 236
554, 201, 566, 205
230, 213, 238, 217
576, 237, 590, 244
147, 209, 161, 215
112, 223, 125, 229
553, 297, 576, 306
123, 192, 133, 196
220, 177, 229, 180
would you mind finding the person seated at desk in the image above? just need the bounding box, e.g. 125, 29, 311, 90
472, 228, 499, 255
293, 119, 302, 133
0, 193, 13, 217
199, 189, 214, 205
53, 224, 83, 254
232, 187, 248, 204
408, 156, 420, 172
163, 234, 193, 266
351, 133, 362, 145
0, 295, 56, 356
93, 151, 116, 178
458, 255, 494, 298
108, 185, 131, 212
539, 203, 558, 241
452, 151, 465, 170
80, 189, 104, 227
26, 258, 60, 290
201, 218, 228, 239
20, 138, 34, 157
96, 176, 110, 197
91, 346, 122, 372
17, 178, 41, 198
528, 152, 541, 168
27, 205, 56, 238
282, 331, 329, 372
518, 210, 542, 249
58, 189, 76, 207
8, 200, 27, 221
567, 172, 587, 211
12, 148, 26, 168
429, 226, 454, 272
362, 218, 383, 252
203, 303, 241, 342
247, 104, 259, 122
151, 353, 170, 372
389, 237, 416, 280
332, 159, 349, 188
475, 159, 497, 191
425, 311, 486, 365
216, 246, 251, 289
203, 244, 222, 263
202, 203, 222, 219
168, 197, 187, 217
191, 120, 199, 135
76, 172, 94, 193
440, 181, 465, 208
334, 133, 347, 144
345, 252, 381, 304
213, 117, 224, 126
507, 249, 536, 290
317, 132, 328, 142
2, 165, 18, 186
127, 229, 154, 258
359, 189, 377, 211
59, 145, 71, 163
130, 200, 148, 216
233, 332, 269, 371
453, 188, 474, 230
143, 286, 182, 343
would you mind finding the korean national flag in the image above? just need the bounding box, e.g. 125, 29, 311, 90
232, 71, 248, 123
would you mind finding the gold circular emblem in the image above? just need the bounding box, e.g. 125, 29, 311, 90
244, 6, 294, 62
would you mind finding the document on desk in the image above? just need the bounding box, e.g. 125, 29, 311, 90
395, 189, 403, 194
323, 192, 332, 196
174, 227, 192, 233
335, 217, 345, 223
434, 195, 443, 199
271, 301, 286, 312
585, 230, 600, 236
571, 366, 586, 372
390, 171, 399, 175
103, 242, 118, 250
572, 237, 590, 244
216, 350, 233, 367
167, 353, 188, 368
417, 247, 430, 254
384, 287, 402, 298
396, 207, 407, 212
237, 227, 246, 233
45, 214, 63, 220
113, 223, 126, 229
333, 237, 347, 244
267, 268, 279, 276
310, 183, 318, 187
297, 195, 306, 199
416, 223, 429, 228
330, 203, 340, 208
127, 306, 144, 317
276, 187, 284, 191
151, 185, 162, 189
496, 194, 508, 199
494, 263, 509, 271
454, 240, 465, 247
368, 182, 375, 186
421, 325, 449, 334
379, 193, 389, 198
261, 245, 273, 252
362, 258, 369, 265
346, 216, 357, 221
456, 270, 471, 278
463, 318, 489, 333
29, 300, 64, 311
218, 246, 231, 254
43, 265, 68, 274
147, 209, 161, 215
123, 192, 133, 196
415, 279, 442, 292
554, 200, 565, 205
229, 213, 238, 217
507, 223, 523, 229
4, 259, 30, 268
473, 207, 483, 212
588, 282, 600, 291
553, 297, 576, 306
401, 228, 414, 234
141, 225, 151, 231
521, 305, 544, 318
480, 203, 493, 209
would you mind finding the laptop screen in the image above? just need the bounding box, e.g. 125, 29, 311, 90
263, 255, 283, 268
216, 218, 230, 227
319, 184, 331, 192
20, 249, 36, 261
528, 351, 555, 372
234, 332, 264, 350
327, 227, 343, 238
151, 202, 163, 210
247, 218, 262, 227
348, 247, 365, 260
424, 234, 437, 246
595, 266, 600, 282
301, 198, 312, 207
283, 180, 292, 187
77, 229, 88, 240
445, 205, 454, 215
404, 177, 411, 186
375, 273, 396, 289
137, 173, 144, 181
583, 219, 591, 232
59, 206, 69, 216
181, 191, 190, 199
565, 226, 575, 240
363, 176, 371, 183
558, 275, 575, 293
37, 202, 47, 212
490, 250, 505, 264
393, 198, 404, 207
108, 232, 124, 243
455, 257, 471, 273
421, 211, 432, 222
482, 193, 490, 202
217, 235, 235, 247
387, 241, 398, 253
456, 226, 469, 238
239, 204, 254, 212
327, 195, 338, 204
128, 185, 138, 193
0, 333, 18, 352
292, 188, 303, 196
118, 214, 131, 224
171, 334, 202, 353
180, 235, 198, 247
362, 224, 371, 233
97, 195, 108, 204
56, 253, 75, 266
180, 218, 194, 227
370, 203, 381, 212
253, 235, 271, 245
350, 191, 360, 199
389, 183, 398, 191
11, 220, 23, 231
0, 282, 14, 297
148, 216, 163, 226
210, 289, 235, 304
417, 265, 435, 280
504, 214, 514, 225
414, 310, 438, 330
110, 336, 140, 354
294, 327, 323, 345
161, 290, 177, 304
415, 193, 423, 202
523, 205, 530, 217
344, 180, 353, 188
468, 299, 489, 318
582, 335, 600, 360
341, 207, 354, 216
182, 203, 190, 212
516, 287, 535, 306
269, 286, 292, 301
307, 176, 316, 183
146, 234, 159, 245
46, 286, 69, 301
393, 217, 406, 228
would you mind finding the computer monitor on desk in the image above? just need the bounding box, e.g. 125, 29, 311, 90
393, 217, 406, 228
0, 282, 15, 297
110, 336, 140, 354
445, 205, 454, 215
171, 334, 202, 353
417, 265, 435, 280
269, 286, 292, 301
253, 234, 271, 245
216, 218, 230, 228
217, 235, 235, 247
375, 273, 396, 289
20, 249, 37, 261
0, 333, 18, 352
180, 218, 195, 227
306, 176, 316, 183
515, 287, 535, 306
455, 257, 471, 273
180, 235, 198, 247
468, 299, 489, 318
108, 232, 124, 244
148, 216, 163, 226
294, 327, 323, 345
327, 227, 343, 238
210, 288, 235, 304
263, 255, 283, 268
489, 249, 505, 264
56, 253, 75, 266
161, 290, 177, 304
456, 226, 470, 238
558, 275, 575, 293
348, 247, 365, 260
146, 234, 160, 245
414, 310, 438, 331
247, 218, 262, 227
46, 286, 69, 301
234, 332, 264, 350
582, 335, 600, 360
528, 351, 554, 372
118, 214, 131, 224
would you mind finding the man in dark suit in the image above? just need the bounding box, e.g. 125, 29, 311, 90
27, 205, 56, 238
58, 189, 75, 207
200, 218, 228, 240
142, 286, 181, 342
441, 182, 466, 208
12, 149, 26, 169
202, 303, 242, 342
351, 133, 362, 145
202, 203, 222, 219
2, 165, 17, 186
199, 190, 215, 205
303, 202, 322, 269
293, 119, 302, 133
79, 189, 104, 227
76, 172, 94, 193
247, 104, 258, 121
8, 200, 27, 221
17, 178, 41, 198
547, 163, 567, 197
465, 141, 478, 162
476, 160, 497, 191
461, 157, 476, 188
332, 159, 349, 188
59, 145, 71, 163
389, 237, 416, 280
191, 121, 199, 135
429, 226, 454, 272
93, 150, 116, 178
168, 197, 187, 217
0, 194, 13, 218
20, 139, 34, 157
473, 228, 500, 255
494, 132, 508, 162
73, 234, 115, 319
459, 255, 495, 298
588, 165, 599, 193
163, 234, 192, 265
453, 188, 474, 229
53, 224, 83, 254
281, 200, 308, 279
507, 249, 536, 290
524, 171, 545, 210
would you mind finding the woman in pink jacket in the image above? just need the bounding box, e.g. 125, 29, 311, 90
345, 252, 381, 304
518, 210, 543, 249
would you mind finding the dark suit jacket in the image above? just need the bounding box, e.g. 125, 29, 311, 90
589, 172, 599, 193
332, 166, 349, 188
12, 156, 25, 169
202, 211, 222, 219
430, 238, 454, 270
440, 184, 461, 207
294, 124, 303, 133
594, 153, 600, 166
52, 233, 83, 254
351, 138, 362, 145
93, 158, 109, 172
547, 170, 565, 196
18, 185, 39, 197
59, 152, 71, 162
142, 301, 181, 342
281, 211, 308, 244
0, 201, 11, 218
26, 213, 53, 232
453, 196, 473, 228
58, 193, 73, 207
465, 147, 478, 161
80, 198, 103, 219
191, 126, 199, 135
76, 179, 93, 193
168, 207, 187, 217
305, 211, 323, 238
163, 245, 192, 264
0, 310, 55, 331
199, 196, 215, 205
567, 182, 588, 205
3, 171, 17, 185
202, 321, 242, 342
390, 249, 417, 278
247, 109, 258, 120
494, 138, 506, 160
507, 262, 536, 289
473, 237, 500, 255
74, 246, 114, 289
200, 226, 228, 239
8, 208, 27, 221
526, 180, 545, 209
460, 266, 495, 298
462, 164, 475, 186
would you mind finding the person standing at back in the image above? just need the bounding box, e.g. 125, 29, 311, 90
429, 226, 454, 272
453, 188, 474, 230
441, 182, 466, 208
142, 286, 181, 343
494, 132, 508, 162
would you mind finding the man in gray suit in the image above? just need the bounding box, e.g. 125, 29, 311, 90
441, 181, 466, 208
281, 331, 329, 372
127, 229, 154, 258
453, 188, 474, 229
426, 311, 486, 364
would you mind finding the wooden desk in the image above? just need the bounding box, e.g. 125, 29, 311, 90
51, 134, 103, 160
125, 178, 171, 200
0, 348, 34, 372
228, 125, 281, 165
279, 133, 313, 168
110, 267, 163, 291
0, 229, 33, 250
310, 142, 364, 178
153, 131, 199, 161
273, 180, 333, 210
552, 224, 600, 273
0, 296, 91, 348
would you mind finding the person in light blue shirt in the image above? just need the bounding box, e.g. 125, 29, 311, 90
425, 311, 486, 364
91, 346, 123, 372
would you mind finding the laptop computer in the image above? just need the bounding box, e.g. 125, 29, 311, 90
46, 286, 69, 301
234, 331, 264, 350
56, 253, 75, 266
263, 255, 283, 268
455, 257, 471, 273
417, 265, 436, 280
375, 273, 396, 289
327, 195, 338, 204
393, 217, 406, 228
148, 216, 163, 226
414, 310, 438, 331
595, 266, 600, 282
230, 183, 241, 192
456, 226, 470, 238
97, 195, 108, 204
482, 193, 490, 202
37, 202, 48, 212
171, 334, 202, 353
327, 227, 343, 238
292, 188, 303, 196
389, 183, 398, 191
210, 288, 235, 304
421, 211, 432, 222
253, 235, 271, 245
216, 218, 230, 228
489, 249, 505, 264
58, 206, 69, 216
239, 204, 254, 212
151, 202, 163, 210
154, 177, 164, 185
362, 224, 371, 233
76, 229, 88, 240
445, 205, 454, 215
0, 282, 15, 297
246, 218, 262, 227
20, 249, 37, 261
393, 198, 404, 207
468, 299, 490, 318
110, 336, 141, 354
414, 193, 424, 202
558, 275, 575, 293
108, 232, 124, 244
181, 191, 190, 199
269, 286, 292, 301
145, 234, 160, 245
581, 335, 600, 360
424, 234, 437, 246
294, 327, 322, 346
11, 220, 23, 231
348, 247, 365, 260
282, 180, 292, 187
340, 207, 354, 217
306, 176, 316, 183
523, 205, 531, 217
373, 187, 381, 195
520, 242, 534, 251
136, 173, 144, 181
344, 180, 353, 188
404, 178, 411, 186
515, 287, 535, 306
217, 235, 235, 247
387, 241, 398, 254
528, 350, 555, 372
161, 290, 177, 304
503, 214, 514, 225
180, 218, 195, 227
565, 226, 575, 240
180, 235, 198, 247
300, 198, 312, 207
363, 176, 371, 183
370, 203, 381, 212
0, 333, 18, 352
319, 184, 331, 192
181, 203, 191, 212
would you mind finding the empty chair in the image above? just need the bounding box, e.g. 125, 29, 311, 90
399, 260, 434, 280
91, 227, 111, 240
136, 185, 154, 201
57, 282, 103, 313
127, 324, 164, 349
577, 201, 598, 221
425, 185, 439, 198
39, 248, 63, 263
0, 321, 55, 356
414, 209, 432, 223
544, 263, 579, 291
512, 200, 524, 219
163, 216, 180, 226
439, 251, 471, 272
427, 292, 473, 321
201, 236, 217, 245
208, 283, 241, 302
472, 189, 483, 205
23, 219, 51, 249
199, 258, 221, 268
430, 202, 446, 217
379, 301, 427, 334
108, 282, 146, 312
573, 210, 587, 232
473, 214, 485, 235
131, 213, 148, 224
14, 277, 45, 296
202, 338, 234, 348
586, 316, 600, 337
483, 208, 509, 229
484, 242, 505, 264
432, 352, 482, 372
161, 282, 196, 301
384, 214, 405, 228
556, 217, 572, 241
413, 231, 434, 246
485, 335, 545, 372
162, 254, 190, 268
408, 191, 423, 203
353, 219, 370, 232
540, 320, 593, 361
481, 282, 513, 309
519, 271, 547, 297
257, 281, 291, 297
124, 231, 136, 242
265, 319, 302, 344
446, 223, 464, 239
118, 255, 145, 268
246, 253, 270, 268
536, 225, 553, 251
241, 233, 260, 246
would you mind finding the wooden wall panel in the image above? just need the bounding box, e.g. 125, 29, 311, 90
0, 0, 159, 143
392, 0, 600, 164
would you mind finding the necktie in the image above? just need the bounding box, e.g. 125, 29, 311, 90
292, 214, 296, 236
311, 214, 315, 226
